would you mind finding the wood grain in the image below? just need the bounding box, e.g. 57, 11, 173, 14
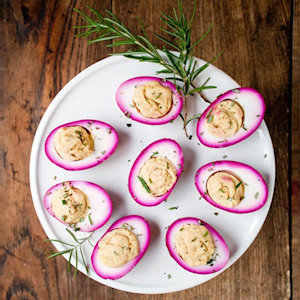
0, 0, 297, 299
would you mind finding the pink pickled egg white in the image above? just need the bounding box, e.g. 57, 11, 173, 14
116, 76, 183, 125
166, 217, 229, 274
128, 138, 184, 206
196, 87, 266, 148
43, 181, 113, 232
91, 215, 151, 280
195, 160, 268, 213
45, 119, 118, 170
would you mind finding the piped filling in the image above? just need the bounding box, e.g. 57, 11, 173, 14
205, 100, 244, 138
97, 228, 139, 268
174, 224, 215, 266
54, 126, 94, 161
206, 171, 244, 208
133, 81, 172, 118
51, 183, 89, 224
138, 156, 177, 196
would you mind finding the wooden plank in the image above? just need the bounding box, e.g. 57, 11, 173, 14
0, 0, 293, 299
292, 0, 300, 298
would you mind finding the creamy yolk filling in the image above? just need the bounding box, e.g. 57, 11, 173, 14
206, 171, 244, 208
133, 81, 173, 118
205, 100, 244, 138
51, 183, 89, 224
174, 224, 215, 266
98, 228, 139, 268
54, 126, 94, 161
138, 156, 177, 196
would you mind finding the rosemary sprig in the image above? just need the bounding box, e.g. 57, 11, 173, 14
45, 228, 95, 277
74, 1, 220, 137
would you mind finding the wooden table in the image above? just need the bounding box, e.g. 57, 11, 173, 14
1, 0, 299, 299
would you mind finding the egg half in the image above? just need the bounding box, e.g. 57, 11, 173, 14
166, 217, 229, 274
196, 88, 265, 148
91, 215, 151, 280
195, 160, 268, 213
43, 181, 113, 232
128, 138, 184, 206
45, 119, 118, 170
116, 76, 183, 125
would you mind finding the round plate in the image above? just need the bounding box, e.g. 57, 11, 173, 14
29, 56, 275, 294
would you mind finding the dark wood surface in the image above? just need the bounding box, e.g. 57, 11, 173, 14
0, 0, 298, 299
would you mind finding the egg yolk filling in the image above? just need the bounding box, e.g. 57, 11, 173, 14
133, 81, 173, 118
174, 224, 215, 266
205, 100, 244, 138
54, 126, 94, 161
51, 183, 89, 224
206, 171, 244, 208
98, 228, 139, 268
138, 156, 177, 196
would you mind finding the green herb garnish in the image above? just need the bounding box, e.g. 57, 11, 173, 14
218, 189, 225, 193
88, 213, 93, 225
155, 92, 162, 99
167, 274, 172, 279
235, 181, 242, 189
168, 206, 178, 210
255, 192, 259, 199
191, 237, 197, 242
151, 151, 159, 158
203, 231, 208, 237
137, 176, 151, 193
62, 215, 67, 221
62, 200, 67, 205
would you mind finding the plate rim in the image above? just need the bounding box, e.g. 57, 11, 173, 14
29, 55, 276, 294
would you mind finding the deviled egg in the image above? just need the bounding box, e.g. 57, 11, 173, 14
166, 217, 229, 274
116, 76, 183, 124
45, 120, 118, 170
195, 160, 268, 213
196, 88, 265, 147
128, 139, 184, 206
43, 181, 112, 232
91, 215, 151, 280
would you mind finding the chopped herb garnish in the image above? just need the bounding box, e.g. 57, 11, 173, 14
137, 176, 151, 193
101, 150, 106, 155
223, 155, 228, 159
180, 227, 184, 231
88, 206, 91, 209
207, 115, 214, 123
113, 251, 118, 256
168, 206, 178, 210
149, 178, 152, 184
203, 231, 208, 237
88, 213, 93, 225
199, 196, 202, 200
256, 114, 260, 117
230, 102, 235, 107
62, 215, 67, 221
155, 92, 162, 99
214, 212, 219, 216
126, 123, 132, 127
167, 274, 171, 279
242, 124, 247, 130
79, 218, 84, 223
62, 200, 67, 205
218, 189, 225, 193
166, 162, 169, 169
235, 181, 242, 188
255, 192, 259, 199
200, 131, 204, 136
53, 176, 57, 180
206, 108, 213, 119
128, 159, 131, 162
264, 154, 267, 158
191, 237, 197, 242
178, 164, 182, 169
74, 228, 80, 232
232, 88, 240, 93
207, 258, 214, 264
107, 128, 111, 134
169, 120, 174, 123
151, 151, 159, 158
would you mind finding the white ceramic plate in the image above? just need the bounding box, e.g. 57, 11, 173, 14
29, 56, 275, 294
